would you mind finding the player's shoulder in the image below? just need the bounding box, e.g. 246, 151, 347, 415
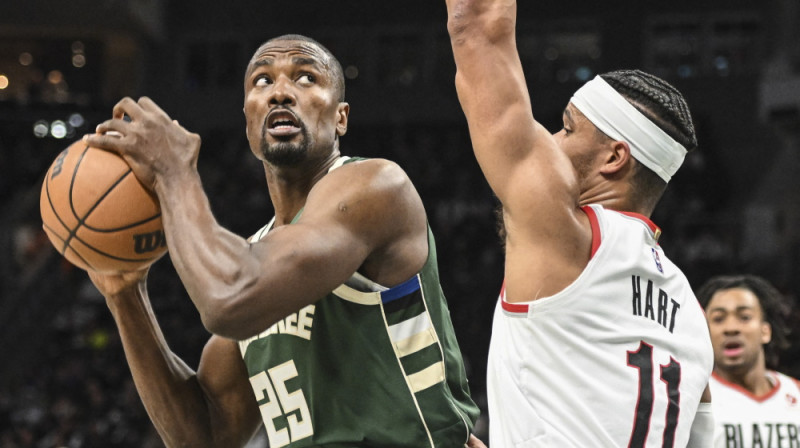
311, 157, 422, 220
773, 370, 800, 391
327, 157, 414, 192
337, 156, 406, 175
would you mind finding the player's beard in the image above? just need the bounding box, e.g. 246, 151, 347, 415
571, 150, 596, 206
260, 123, 312, 166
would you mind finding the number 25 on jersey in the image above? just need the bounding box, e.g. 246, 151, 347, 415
249, 359, 314, 448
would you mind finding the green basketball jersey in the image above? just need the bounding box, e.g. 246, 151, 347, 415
238, 157, 479, 447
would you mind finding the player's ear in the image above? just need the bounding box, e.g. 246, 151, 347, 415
599, 140, 631, 176
244, 107, 253, 142
336, 102, 349, 137
761, 321, 772, 345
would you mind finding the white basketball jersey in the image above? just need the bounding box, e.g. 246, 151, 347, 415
487, 205, 714, 447
709, 371, 800, 447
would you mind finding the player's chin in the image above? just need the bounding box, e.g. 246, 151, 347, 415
717, 357, 748, 372
262, 143, 308, 166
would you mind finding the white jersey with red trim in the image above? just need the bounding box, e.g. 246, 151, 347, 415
487, 204, 713, 447
709, 371, 800, 448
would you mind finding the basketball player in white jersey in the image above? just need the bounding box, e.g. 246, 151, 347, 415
697, 275, 800, 448
444, 0, 715, 446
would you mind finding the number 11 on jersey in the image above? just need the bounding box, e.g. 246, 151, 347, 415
627, 341, 681, 448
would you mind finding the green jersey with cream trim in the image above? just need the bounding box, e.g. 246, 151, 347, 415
238, 156, 479, 447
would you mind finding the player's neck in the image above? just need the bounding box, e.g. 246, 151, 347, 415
715, 363, 773, 396
263, 153, 340, 227
578, 189, 650, 217
577, 173, 653, 216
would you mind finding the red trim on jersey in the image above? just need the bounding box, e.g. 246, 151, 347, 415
582, 205, 601, 258
501, 301, 530, 313
618, 210, 661, 238
499, 282, 529, 313
500, 207, 603, 314
711, 371, 782, 403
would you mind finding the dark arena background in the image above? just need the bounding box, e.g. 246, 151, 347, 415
1, 0, 799, 446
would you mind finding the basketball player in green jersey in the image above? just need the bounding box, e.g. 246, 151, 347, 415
84, 35, 484, 447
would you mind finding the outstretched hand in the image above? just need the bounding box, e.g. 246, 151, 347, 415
84, 96, 201, 192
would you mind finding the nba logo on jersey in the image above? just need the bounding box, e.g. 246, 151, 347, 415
651, 248, 663, 273
787, 393, 798, 406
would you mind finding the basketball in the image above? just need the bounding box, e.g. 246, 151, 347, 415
39, 139, 168, 273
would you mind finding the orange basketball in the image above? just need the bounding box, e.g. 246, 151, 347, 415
40, 139, 168, 273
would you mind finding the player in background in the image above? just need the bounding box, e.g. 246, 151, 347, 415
697, 274, 800, 448
84, 34, 484, 448
444, 0, 715, 446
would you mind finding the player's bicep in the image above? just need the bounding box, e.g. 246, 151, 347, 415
452, 36, 573, 217
249, 165, 387, 297
243, 215, 368, 327
237, 161, 418, 337
453, 43, 541, 198
263, 217, 369, 293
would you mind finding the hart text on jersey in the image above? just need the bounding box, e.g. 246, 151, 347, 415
631, 275, 680, 333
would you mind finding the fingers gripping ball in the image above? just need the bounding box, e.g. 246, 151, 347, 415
40, 139, 168, 272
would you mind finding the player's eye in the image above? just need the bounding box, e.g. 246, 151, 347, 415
254, 75, 272, 87
297, 73, 315, 86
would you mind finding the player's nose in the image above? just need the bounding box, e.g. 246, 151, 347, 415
721, 319, 741, 334
269, 75, 297, 106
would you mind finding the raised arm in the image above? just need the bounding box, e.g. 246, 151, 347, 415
85, 98, 426, 339
445, 0, 575, 209
89, 271, 262, 448
445, 0, 591, 299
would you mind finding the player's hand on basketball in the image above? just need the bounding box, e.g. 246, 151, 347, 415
85, 96, 201, 191
87, 268, 149, 299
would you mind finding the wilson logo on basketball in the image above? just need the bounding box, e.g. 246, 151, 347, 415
133, 230, 167, 254
50, 149, 69, 180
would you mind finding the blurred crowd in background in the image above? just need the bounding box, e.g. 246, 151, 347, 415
2, 0, 799, 446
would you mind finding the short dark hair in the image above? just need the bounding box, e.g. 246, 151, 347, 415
261, 34, 346, 102
696, 274, 791, 369
600, 70, 698, 211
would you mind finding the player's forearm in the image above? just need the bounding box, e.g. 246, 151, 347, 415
105, 281, 217, 448
446, 0, 520, 121
154, 171, 270, 339
447, 0, 535, 203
